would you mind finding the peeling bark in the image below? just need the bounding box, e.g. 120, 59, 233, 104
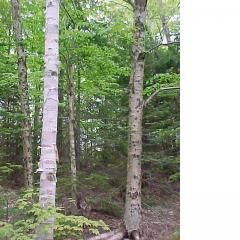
124, 0, 147, 238
37, 0, 60, 239
11, 0, 33, 188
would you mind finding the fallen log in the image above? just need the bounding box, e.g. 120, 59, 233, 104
86, 228, 126, 240
107, 231, 125, 240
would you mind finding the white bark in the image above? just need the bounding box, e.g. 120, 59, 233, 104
37, 0, 60, 239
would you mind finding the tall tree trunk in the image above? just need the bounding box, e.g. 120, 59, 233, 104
33, 81, 41, 163
124, 0, 147, 239
67, 63, 77, 198
75, 67, 81, 170
159, 0, 171, 43
8, 26, 12, 55
37, 0, 59, 239
11, 0, 33, 188
57, 69, 64, 162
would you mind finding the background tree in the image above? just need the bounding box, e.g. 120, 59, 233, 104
11, 0, 33, 188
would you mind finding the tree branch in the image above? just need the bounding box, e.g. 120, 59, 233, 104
61, 1, 76, 26
146, 41, 180, 53
144, 87, 180, 107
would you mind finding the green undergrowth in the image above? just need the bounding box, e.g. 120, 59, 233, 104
170, 230, 180, 240
89, 196, 124, 218
0, 189, 109, 240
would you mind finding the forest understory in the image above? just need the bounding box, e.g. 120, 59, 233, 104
88, 184, 180, 240
1, 169, 179, 240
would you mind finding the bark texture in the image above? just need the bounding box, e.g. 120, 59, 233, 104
11, 0, 33, 188
124, 0, 147, 238
67, 63, 77, 198
37, 0, 59, 239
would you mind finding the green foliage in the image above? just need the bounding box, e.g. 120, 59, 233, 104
85, 173, 111, 190
0, 189, 109, 240
0, 0, 180, 238
89, 197, 124, 218
0, 0, 179, 185
55, 213, 109, 239
169, 172, 180, 183
144, 73, 180, 96
0, 163, 22, 182
170, 230, 180, 240
0, 221, 14, 238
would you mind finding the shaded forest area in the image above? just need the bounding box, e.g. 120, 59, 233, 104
0, 0, 180, 239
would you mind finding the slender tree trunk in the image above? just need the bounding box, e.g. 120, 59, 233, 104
67, 63, 77, 198
124, 0, 147, 238
159, 0, 171, 43
11, 0, 33, 188
75, 67, 81, 170
8, 26, 11, 55
57, 69, 64, 162
37, 0, 59, 239
33, 81, 41, 163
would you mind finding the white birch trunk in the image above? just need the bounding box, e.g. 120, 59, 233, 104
37, 0, 59, 239
124, 0, 147, 238
11, 0, 33, 188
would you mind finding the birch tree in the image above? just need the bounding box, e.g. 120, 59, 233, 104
11, 0, 33, 188
37, 0, 60, 239
124, 0, 148, 239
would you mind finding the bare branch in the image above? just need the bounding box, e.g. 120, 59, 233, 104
146, 41, 180, 53
61, 2, 76, 26
144, 87, 180, 107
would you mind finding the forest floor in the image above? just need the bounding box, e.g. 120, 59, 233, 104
86, 180, 180, 240
89, 195, 179, 240
1, 169, 180, 240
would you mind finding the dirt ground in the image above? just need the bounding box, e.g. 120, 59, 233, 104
1, 177, 180, 240
88, 188, 180, 240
